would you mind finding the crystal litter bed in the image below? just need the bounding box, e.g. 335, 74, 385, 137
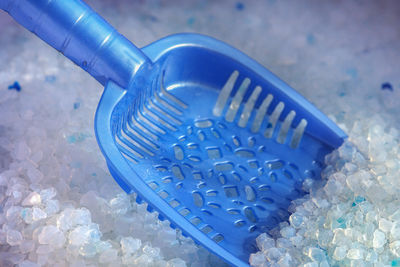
1, 1, 400, 266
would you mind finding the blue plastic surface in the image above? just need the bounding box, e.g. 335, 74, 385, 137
0, 0, 147, 88
2, 1, 347, 266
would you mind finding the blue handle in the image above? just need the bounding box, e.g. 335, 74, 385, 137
1, 0, 149, 88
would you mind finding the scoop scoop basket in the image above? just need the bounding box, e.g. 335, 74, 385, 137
1, 1, 347, 266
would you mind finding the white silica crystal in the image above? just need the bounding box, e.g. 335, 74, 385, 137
389, 210, 400, 222
19, 240, 35, 254
280, 226, 296, 238
95, 240, 112, 254
373, 230, 386, 249
68, 229, 87, 246
39, 187, 57, 202
134, 254, 154, 266
276, 237, 292, 250
255, 116, 400, 265
21, 192, 41, 206
365, 250, 378, 263
21, 208, 33, 224
289, 213, 304, 229
6, 229, 23, 246
142, 244, 161, 259
265, 247, 283, 262
79, 242, 98, 258
31, 207, 47, 221
333, 246, 347, 260
1, 2, 400, 267
72, 208, 92, 226
249, 252, 266, 267
122, 254, 136, 265
38, 225, 65, 248
166, 258, 187, 267
347, 248, 364, 260
323, 179, 339, 196
346, 170, 372, 194
6, 206, 22, 221
365, 211, 378, 223
391, 222, 400, 240
332, 229, 346, 245
307, 247, 325, 262
390, 241, 400, 257
303, 262, 319, 267
56, 208, 75, 231
109, 193, 131, 216
256, 233, 275, 251
278, 253, 293, 266
290, 235, 303, 247
57, 208, 91, 231
68, 224, 101, 246
36, 244, 53, 254
44, 199, 60, 215
121, 236, 142, 255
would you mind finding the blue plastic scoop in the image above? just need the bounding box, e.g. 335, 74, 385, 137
1, 1, 346, 266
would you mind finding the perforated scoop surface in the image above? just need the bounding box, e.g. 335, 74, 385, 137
110, 70, 328, 261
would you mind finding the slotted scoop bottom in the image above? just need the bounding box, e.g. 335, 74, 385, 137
2, 1, 347, 266
98, 45, 346, 266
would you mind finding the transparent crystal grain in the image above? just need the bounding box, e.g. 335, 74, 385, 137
333, 246, 347, 260
280, 226, 296, 238
39, 187, 57, 202
249, 252, 266, 266
347, 248, 364, 260
166, 258, 186, 267
21, 192, 41, 206
38, 225, 65, 248
6, 229, 23, 246
390, 241, 400, 257
121, 237, 142, 255
372, 229, 386, 248
32, 207, 47, 221
256, 233, 275, 251
308, 247, 325, 262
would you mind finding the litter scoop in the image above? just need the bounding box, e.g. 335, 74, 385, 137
1, 1, 347, 266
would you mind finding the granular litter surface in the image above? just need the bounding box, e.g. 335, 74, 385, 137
0, 1, 400, 266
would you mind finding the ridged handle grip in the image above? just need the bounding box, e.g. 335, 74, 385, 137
1, 0, 149, 87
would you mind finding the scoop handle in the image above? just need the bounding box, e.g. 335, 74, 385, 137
1, 0, 149, 88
